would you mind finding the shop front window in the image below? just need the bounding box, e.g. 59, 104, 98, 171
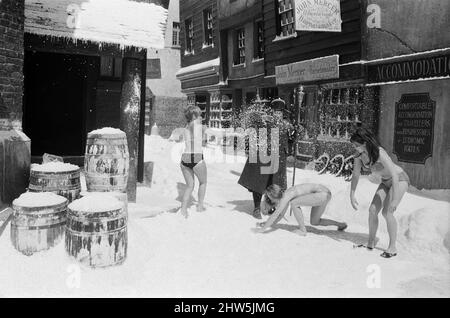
318, 86, 364, 141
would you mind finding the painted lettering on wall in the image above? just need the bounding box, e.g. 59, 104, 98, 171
369, 54, 450, 83
393, 93, 435, 164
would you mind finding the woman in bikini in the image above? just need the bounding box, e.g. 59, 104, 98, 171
350, 127, 410, 258
253, 183, 347, 236
180, 106, 207, 218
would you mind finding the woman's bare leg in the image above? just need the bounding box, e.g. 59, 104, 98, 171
381, 181, 408, 254
291, 205, 307, 236
180, 164, 195, 218
368, 184, 388, 248
291, 191, 346, 229
193, 160, 207, 211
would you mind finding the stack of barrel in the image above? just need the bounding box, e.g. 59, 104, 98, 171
64, 127, 130, 268
10, 161, 81, 255
9, 128, 129, 268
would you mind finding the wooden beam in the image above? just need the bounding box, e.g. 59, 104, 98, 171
119, 58, 143, 202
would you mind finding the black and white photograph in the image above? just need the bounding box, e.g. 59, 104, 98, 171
0, 0, 449, 300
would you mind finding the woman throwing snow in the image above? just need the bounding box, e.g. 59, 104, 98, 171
350, 127, 410, 258
253, 183, 347, 236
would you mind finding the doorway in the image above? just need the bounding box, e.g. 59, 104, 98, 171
23, 51, 95, 163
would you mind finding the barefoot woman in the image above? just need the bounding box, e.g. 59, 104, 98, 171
180, 106, 207, 218
254, 183, 347, 235
350, 127, 410, 258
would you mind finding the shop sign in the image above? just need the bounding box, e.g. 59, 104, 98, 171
393, 93, 435, 164
294, 0, 342, 32
275, 55, 339, 85
369, 53, 450, 83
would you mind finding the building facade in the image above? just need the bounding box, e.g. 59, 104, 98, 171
176, 0, 220, 126
364, 0, 450, 189
175, 0, 449, 189
145, 0, 187, 138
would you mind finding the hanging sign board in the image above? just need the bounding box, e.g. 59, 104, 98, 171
275, 55, 339, 85
294, 0, 342, 32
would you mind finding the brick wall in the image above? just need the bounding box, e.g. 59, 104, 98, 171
0, 0, 24, 125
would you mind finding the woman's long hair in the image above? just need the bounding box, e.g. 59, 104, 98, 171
350, 127, 381, 164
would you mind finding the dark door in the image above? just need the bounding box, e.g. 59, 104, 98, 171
23, 51, 93, 162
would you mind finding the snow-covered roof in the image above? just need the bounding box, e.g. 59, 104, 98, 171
176, 58, 220, 79
25, 0, 169, 49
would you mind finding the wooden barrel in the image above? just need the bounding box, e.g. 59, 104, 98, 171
84, 129, 129, 193
28, 163, 81, 202
11, 192, 68, 256
65, 195, 127, 268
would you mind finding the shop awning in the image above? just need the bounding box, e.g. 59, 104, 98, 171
25, 0, 168, 49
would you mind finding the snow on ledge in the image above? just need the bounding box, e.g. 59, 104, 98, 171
25, 0, 168, 49
176, 58, 220, 78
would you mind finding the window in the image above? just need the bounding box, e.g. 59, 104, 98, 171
185, 18, 194, 53
234, 28, 245, 65
100, 56, 122, 79
254, 21, 264, 59
203, 8, 213, 46
277, 0, 295, 37
172, 22, 180, 47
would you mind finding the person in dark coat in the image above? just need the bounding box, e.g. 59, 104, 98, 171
238, 99, 292, 219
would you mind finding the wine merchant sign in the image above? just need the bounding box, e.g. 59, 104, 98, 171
275, 55, 339, 84
294, 0, 342, 32
393, 93, 435, 164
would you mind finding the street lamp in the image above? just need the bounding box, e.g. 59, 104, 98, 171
292, 85, 304, 187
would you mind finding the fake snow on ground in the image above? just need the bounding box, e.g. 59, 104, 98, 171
0, 135, 449, 297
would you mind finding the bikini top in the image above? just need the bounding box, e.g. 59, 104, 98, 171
356, 152, 384, 173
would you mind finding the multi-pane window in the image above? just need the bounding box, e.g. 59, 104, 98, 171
172, 22, 180, 47
234, 28, 245, 65
100, 56, 122, 79
277, 0, 295, 37
254, 21, 264, 59
185, 18, 194, 53
203, 8, 213, 46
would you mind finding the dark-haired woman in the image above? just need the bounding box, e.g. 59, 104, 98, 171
180, 106, 207, 218
254, 183, 347, 236
350, 127, 410, 258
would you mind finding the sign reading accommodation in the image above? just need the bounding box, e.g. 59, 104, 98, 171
393, 93, 435, 164
294, 0, 342, 32
368, 53, 450, 83
275, 55, 339, 85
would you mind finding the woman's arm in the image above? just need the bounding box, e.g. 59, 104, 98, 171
258, 197, 290, 231
260, 194, 271, 216
350, 157, 362, 210
378, 149, 400, 211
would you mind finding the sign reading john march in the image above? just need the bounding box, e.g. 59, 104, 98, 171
393, 93, 435, 164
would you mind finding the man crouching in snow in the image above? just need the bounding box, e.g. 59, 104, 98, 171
253, 183, 347, 236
